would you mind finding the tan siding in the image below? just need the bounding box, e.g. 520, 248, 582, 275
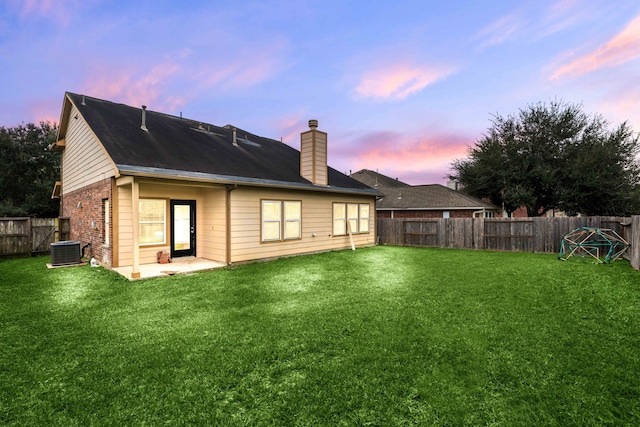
202, 189, 226, 261
312, 131, 328, 185
300, 130, 328, 186
300, 133, 313, 173
115, 179, 373, 268
229, 187, 375, 263
117, 185, 133, 266
116, 180, 227, 267
62, 105, 116, 194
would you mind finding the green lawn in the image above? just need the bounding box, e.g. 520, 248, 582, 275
1, 246, 639, 426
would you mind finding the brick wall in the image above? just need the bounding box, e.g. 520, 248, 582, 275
61, 178, 113, 266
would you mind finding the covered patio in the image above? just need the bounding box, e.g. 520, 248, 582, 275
112, 257, 227, 280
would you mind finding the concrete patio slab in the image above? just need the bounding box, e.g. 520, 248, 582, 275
112, 257, 227, 280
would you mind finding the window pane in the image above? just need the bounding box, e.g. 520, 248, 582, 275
359, 204, 369, 219
284, 201, 301, 220
333, 203, 346, 236
282, 201, 301, 240
359, 204, 369, 233
263, 201, 280, 221
347, 204, 359, 233
139, 199, 165, 245
284, 221, 300, 239
347, 204, 358, 220
263, 222, 280, 241
262, 201, 281, 241
140, 200, 165, 221
104, 200, 110, 246
173, 205, 191, 250
140, 223, 165, 245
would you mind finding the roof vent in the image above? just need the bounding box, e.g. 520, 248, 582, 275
232, 128, 238, 147
308, 119, 318, 129
81, 95, 86, 106
141, 105, 148, 131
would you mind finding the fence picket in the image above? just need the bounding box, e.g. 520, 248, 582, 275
0, 217, 70, 257
377, 216, 638, 268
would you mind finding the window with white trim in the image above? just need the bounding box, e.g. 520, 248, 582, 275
333, 203, 346, 236
284, 201, 301, 240
104, 199, 110, 246
359, 203, 370, 233
262, 200, 301, 242
347, 204, 359, 234
139, 199, 166, 245
333, 203, 371, 236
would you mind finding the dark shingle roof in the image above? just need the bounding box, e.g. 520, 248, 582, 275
350, 169, 497, 210
350, 169, 410, 189
377, 184, 498, 210
63, 93, 377, 194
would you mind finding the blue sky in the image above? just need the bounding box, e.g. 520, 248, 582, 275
2, 0, 640, 184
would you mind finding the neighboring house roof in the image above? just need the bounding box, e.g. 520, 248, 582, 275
57, 92, 378, 196
377, 185, 498, 211
350, 169, 410, 189
350, 169, 498, 211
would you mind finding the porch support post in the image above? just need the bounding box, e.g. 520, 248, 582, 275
225, 184, 237, 264
131, 178, 141, 279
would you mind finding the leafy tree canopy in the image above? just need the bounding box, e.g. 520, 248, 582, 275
451, 100, 640, 216
0, 122, 60, 217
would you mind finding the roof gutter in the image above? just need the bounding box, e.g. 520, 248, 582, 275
116, 164, 381, 197
377, 207, 499, 211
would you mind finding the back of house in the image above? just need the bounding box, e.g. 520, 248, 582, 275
53, 93, 380, 278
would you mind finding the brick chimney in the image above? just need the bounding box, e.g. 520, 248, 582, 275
300, 119, 328, 185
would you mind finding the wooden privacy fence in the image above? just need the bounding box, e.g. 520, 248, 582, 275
0, 217, 70, 257
377, 216, 640, 269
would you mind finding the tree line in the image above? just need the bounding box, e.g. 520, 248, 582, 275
0, 122, 60, 218
2, 100, 639, 219
451, 100, 640, 217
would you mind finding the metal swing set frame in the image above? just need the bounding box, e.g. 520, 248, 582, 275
559, 227, 629, 264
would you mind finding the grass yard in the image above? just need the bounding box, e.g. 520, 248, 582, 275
1, 246, 639, 426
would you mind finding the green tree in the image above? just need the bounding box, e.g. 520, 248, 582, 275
558, 118, 640, 215
0, 122, 60, 217
451, 101, 640, 216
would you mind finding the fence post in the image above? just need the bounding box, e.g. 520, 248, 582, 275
631, 216, 640, 270
26, 217, 32, 256
473, 217, 484, 249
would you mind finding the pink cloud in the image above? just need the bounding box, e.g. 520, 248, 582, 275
80, 59, 190, 113
540, 0, 586, 37
331, 129, 472, 184
594, 79, 640, 130
29, 97, 62, 125
274, 115, 309, 149
195, 61, 275, 90
474, 12, 522, 50
11, 0, 54, 15
79, 37, 286, 114
8, 0, 81, 26
193, 40, 287, 90
550, 14, 640, 80
353, 63, 455, 100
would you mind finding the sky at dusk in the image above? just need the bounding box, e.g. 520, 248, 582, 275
2, 0, 640, 184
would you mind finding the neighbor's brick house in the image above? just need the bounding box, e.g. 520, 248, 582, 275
350, 169, 499, 219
